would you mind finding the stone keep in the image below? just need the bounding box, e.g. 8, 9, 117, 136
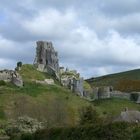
34, 41, 59, 78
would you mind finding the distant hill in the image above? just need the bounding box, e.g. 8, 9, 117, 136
86, 69, 140, 92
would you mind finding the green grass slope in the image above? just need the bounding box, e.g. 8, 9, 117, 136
0, 65, 139, 128
87, 69, 140, 92
0, 64, 90, 127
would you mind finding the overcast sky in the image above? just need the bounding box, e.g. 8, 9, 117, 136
0, 0, 140, 78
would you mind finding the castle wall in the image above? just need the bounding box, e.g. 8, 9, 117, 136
110, 91, 130, 100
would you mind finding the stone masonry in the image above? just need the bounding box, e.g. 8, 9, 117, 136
60, 68, 84, 96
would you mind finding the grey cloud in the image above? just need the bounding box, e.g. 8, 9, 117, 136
99, 0, 140, 16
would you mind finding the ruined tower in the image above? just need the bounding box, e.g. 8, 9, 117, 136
34, 41, 60, 78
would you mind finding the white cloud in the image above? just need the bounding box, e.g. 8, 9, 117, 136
22, 8, 77, 38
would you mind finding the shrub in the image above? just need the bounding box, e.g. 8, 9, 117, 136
0, 80, 6, 86
34, 122, 132, 140
132, 127, 140, 140
21, 133, 34, 140
79, 106, 101, 125
130, 93, 139, 102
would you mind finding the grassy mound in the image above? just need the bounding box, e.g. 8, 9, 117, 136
0, 64, 90, 127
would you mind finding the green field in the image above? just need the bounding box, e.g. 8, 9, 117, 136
93, 98, 140, 117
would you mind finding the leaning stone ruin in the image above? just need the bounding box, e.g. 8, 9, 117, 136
34, 41, 59, 79
0, 70, 23, 87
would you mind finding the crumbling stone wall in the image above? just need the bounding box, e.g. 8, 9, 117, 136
60, 68, 84, 96
93, 86, 132, 101
110, 91, 130, 100
93, 86, 112, 99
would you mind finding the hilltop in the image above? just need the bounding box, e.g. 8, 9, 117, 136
87, 69, 140, 92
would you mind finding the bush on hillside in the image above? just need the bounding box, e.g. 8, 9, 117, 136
79, 106, 101, 125
0, 80, 6, 86
32, 122, 132, 140
21, 133, 34, 140
132, 127, 140, 140
130, 93, 139, 102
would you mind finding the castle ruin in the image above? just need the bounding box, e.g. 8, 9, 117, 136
34, 41, 84, 96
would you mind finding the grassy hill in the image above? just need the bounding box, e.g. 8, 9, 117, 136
0, 65, 139, 129
87, 69, 140, 92
0, 64, 90, 127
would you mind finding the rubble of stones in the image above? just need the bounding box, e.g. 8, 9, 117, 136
0, 69, 23, 87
